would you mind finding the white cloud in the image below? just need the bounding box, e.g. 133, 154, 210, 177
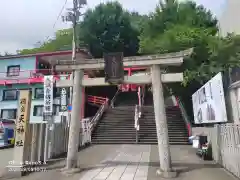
0, 0, 224, 54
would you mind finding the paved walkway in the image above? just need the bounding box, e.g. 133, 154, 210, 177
80, 145, 150, 180
0, 145, 239, 180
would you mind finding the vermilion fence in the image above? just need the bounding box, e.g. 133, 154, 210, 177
87, 95, 109, 106
175, 96, 192, 137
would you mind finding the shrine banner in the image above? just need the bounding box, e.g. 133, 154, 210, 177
44, 76, 54, 115
104, 52, 124, 84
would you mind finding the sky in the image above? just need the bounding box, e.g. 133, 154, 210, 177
0, 0, 226, 54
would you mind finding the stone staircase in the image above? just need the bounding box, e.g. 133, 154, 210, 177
91, 105, 189, 144
139, 106, 189, 144
91, 106, 136, 144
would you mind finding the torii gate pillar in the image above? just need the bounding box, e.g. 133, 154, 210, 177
66, 70, 83, 169
151, 65, 176, 178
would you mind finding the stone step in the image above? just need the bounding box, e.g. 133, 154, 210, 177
91, 139, 189, 145
96, 125, 186, 128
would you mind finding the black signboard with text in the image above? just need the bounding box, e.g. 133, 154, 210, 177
104, 52, 124, 84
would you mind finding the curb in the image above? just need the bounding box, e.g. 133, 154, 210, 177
0, 145, 14, 150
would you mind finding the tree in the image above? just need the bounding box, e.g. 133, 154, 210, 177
139, 0, 223, 117
79, 1, 140, 58
140, 0, 219, 84
126, 12, 149, 34
142, 0, 218, 38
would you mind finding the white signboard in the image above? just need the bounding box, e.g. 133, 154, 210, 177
60, 88, 67, 111
192, 72, 227, 124
44, 76, 54, 114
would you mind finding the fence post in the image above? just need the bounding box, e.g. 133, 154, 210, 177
38, 123, 45, 162
215, 124, 222, 164
49, 123, 55, 158
44, 123, 50, 162
30, 124, 39, 162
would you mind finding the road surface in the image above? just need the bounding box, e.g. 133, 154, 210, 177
0, 148, 13, 174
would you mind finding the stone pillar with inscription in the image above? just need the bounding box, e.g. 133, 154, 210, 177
7, 90, 32, 177
151, 65, 177, 178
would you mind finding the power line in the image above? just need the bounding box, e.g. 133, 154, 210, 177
53, 0, 68, 29
44, 0, 68, 42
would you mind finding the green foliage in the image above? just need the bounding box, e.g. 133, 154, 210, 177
19, 29, 73, 54
139, 0, 234, 118
79, 1, 140, 58
126, 12, 149, 34
139, 0, 220, 87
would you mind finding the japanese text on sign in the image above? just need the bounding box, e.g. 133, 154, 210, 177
60, 88, 67, 111
44, 76, 54, 114
15, 97, 27, 147
104, 52, 124, 84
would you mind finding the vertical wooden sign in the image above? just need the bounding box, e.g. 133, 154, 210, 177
10, 90, 31, 176
104, 52, 124, 84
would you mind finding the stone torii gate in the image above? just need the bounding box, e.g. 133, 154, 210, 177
55, 48, 192, 178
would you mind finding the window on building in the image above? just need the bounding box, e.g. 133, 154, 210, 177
7, 65, 20, 77
1, 109, 17, 119
34, 88, 44, 99
33, 105, 43, 116
3, 90, 18, 101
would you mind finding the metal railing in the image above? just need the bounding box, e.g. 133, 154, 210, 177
211, 124, 240, 178
0, 69, 92, 85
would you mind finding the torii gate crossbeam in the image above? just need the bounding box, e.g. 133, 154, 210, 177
55, 48, 192, 178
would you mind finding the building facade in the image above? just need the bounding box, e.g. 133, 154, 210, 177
0, 50, 90, 123
219, 0, 240, 36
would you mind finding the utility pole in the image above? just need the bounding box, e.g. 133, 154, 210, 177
62, 0, 87, 171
